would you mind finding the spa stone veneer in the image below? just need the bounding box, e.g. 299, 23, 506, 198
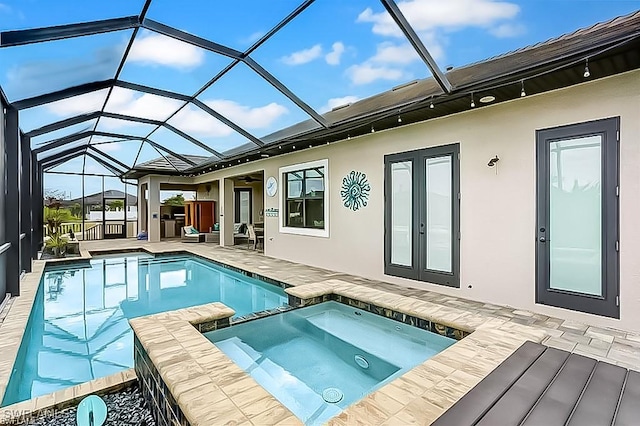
287, 291, 470, 341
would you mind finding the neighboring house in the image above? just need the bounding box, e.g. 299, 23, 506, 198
136, 13, 640, 333
61, 190, 138, 220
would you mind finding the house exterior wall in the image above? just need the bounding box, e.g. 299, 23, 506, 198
0, 101, 6, 299
190, 70, 640, 331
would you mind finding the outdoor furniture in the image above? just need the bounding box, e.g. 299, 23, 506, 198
432, 341, 640, 426
181, 225, 204, 243
247, 224, 264, 250
204, 231, 219, 243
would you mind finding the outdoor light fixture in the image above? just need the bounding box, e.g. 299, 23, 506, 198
347, 134, 351, 140
278, 145, 282, 149
470, 93, 475, 108
584, 58, 590, 78
292, 145, 296, 149
521, 81, 526, 97
371, 125, 375, 133
397, 115, 402, 123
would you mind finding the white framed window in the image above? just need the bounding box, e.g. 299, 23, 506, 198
279, 159, 329, 238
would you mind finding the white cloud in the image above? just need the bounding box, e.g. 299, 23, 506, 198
169, 104, 234, 138
243, 31, 265, 44
346, 63, 407, 85
206, 100, 288, 129
44, 90, 109, 116
320, 96, 360, 113
44, 87, 288, 141
489, 22, 526, 38
129, 30, 205, 69
325, 42, 346, 65
357, 0, 520, 36
104, 87, 184, 121
281, 44, 323, 65
94, 142, 122, 153
165, 100, 289, 138
370, 42, 421, 65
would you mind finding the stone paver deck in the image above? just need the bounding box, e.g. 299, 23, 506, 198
0, 238, 638, 424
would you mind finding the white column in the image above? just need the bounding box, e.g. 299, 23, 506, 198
147, 177, 161, 242
219, 178, 235, 247
137, 182, 147, 235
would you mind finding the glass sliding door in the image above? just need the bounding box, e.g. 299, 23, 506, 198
385, 144, 460, 287
536, 118, 619, 318
390, 161, 413, 267
425, 156, 453, 273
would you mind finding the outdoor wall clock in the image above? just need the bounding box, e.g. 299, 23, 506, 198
266, 176, 278, 197
341, 171, 370, 211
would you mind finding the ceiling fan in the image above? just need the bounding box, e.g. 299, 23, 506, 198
239, 175, 260, 183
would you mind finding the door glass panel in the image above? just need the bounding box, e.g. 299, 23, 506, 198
549, 136, 602, 296
425, 156, 452, 272
391, 161, 412, 266
239, 192, 250, 224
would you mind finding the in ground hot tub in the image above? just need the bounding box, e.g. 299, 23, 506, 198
205, 301, 455, 425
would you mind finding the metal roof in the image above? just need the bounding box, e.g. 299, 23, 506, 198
1, 3, 638, 178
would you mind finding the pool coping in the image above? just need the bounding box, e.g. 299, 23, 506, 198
0, 247, 547, 425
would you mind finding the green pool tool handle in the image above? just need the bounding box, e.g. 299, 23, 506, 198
76, 395, 107, 426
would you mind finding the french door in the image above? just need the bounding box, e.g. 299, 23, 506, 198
536, 118, 619, 318
384, 144, 460, 287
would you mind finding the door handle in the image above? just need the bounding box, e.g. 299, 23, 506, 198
539, 236, 546, 243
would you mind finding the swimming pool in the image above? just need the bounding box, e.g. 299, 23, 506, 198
205, 301, 455, 425
1, 253, 287, 406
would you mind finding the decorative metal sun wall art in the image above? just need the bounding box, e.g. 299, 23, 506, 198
340, 171, 371, 211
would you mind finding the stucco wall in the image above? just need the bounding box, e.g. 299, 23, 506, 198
0, 103, 6, 299
192, 70, 640, 331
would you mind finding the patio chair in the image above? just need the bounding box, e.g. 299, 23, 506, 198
181, 225, 204, 243
247, 224, 264, 250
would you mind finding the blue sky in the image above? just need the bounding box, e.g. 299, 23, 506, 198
0, 0, 638, 198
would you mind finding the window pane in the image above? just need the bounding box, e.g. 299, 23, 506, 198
549, 136, 602, 296
287, 175, 303, 198
239, 192, 250, 224
305, 177, 324, 197
305, 168, 324, 178
304, 199, 324, 229
391, 161, 412, 266
425, 156, 452, 272
286, 200, 303, 227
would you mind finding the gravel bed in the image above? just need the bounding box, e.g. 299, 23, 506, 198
24, 385, 155, 426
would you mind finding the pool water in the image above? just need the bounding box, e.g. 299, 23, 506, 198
1, 253, 287, 406
205, 301, 455, 425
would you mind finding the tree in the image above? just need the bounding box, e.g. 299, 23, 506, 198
69, 203, 82, 218
108, 200, 124, 210
163, 194, 185, 206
